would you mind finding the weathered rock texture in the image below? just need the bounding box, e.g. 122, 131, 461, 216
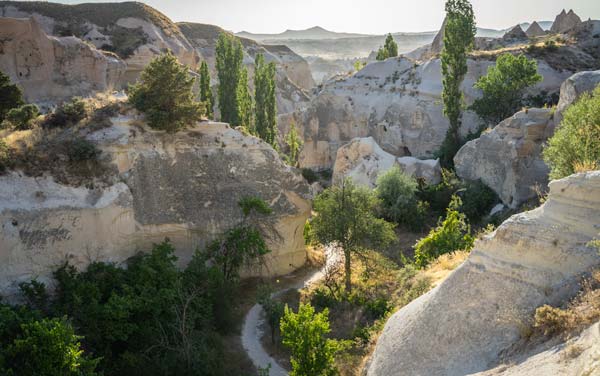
454, 109, 553, 208
0, 17, 125, 103
286, 56, 569, 170
503, 25, 528, 41
525, 21, 546, 38
551, 9, 583, 34
455, 70, 600, 208
368, 170, 600, 376
0, 119, 311, 296
0, 1, 198, 85
332, 137, 441, 188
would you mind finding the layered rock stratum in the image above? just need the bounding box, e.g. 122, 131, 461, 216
368, 170, 600, 376
0, 118, 311, 296
0, 17, 125, 103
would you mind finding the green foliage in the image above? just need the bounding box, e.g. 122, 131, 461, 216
256, 284, 285, 344
0, 139, 10, 173
376, 33, 398, 61
238, 196, 273, 217
353, 60, 366, 72
311, 179, 396, 291
471, 53, 543, 126
414, 196, 474, 267
43, 98, 87, 128
376, 166, 428, 230
459, 179, 498, 223
254, 54, 278, 146
301, 168, 319, 183
5, 104, 39, 130
67, 138, 100, 162
237, 67, 253, 130
129, 52, 203, 132
0, 70, 24, 123
198, 60, 214, 119
543, 85, 600, 179
216, 32, 246, 126
280, 303, 344, 376
439, 0, 476, 167
285, 121, 303, 166
417, 168, 462, 215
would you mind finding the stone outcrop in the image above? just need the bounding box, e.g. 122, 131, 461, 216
525, 21, 546, 38
551, 9, 582, 34
286, 55, 569, 170
0, 118, 311, 296
503, 25, 528, 41
0, 1, 199, 86
368, 170, 600, 376
0, 17, 125, 103
455, 70, 600, 208
454, 108, 553, 208
332, 137, 441, 188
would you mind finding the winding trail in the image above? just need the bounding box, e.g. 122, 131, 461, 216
241, 246, 339, 375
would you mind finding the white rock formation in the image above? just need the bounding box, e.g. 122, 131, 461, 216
332, 137, 441, 188
286, 56, 570, 170
0, 119, 311, 296
503, 25, 528, 41
555, 69, 600, 124
551, 9, 583, 34
454, 108, 553, 208
368, 170, 600, 376
525, 21, 546, 38
0, 17, 126, 103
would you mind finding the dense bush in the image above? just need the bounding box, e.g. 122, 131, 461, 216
376, 166, 428, 230
43, 98, 87, 128
376, 33, 398, 61
0, 70, 24, 123
5, 104, 39, 130
418, 168, 462, 215
471, 53, 543, 126
301, 168, 319, 183
129, 52, 204, 132
459, 179, 499, 223
0, 139, 10, 173
414, 196, 474, 267
67, 138, 100, 162
543, 85, 600, 179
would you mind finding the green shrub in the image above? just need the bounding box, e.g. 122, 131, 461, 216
414, 196, 474, 267
5, 104, 39, 130
67, 138, 100, 162
418, 168, 462, 215
238, 196, 272, 216
44, 98, 87, 128
543, 85, 600, 179
129, 52, 204, 132
471, 53, 543, 126
459, 179, 499, 223
301, 168, 319, 183
376, 166, 427, 230
0, 70, 24, 123
0, 139, 10, 172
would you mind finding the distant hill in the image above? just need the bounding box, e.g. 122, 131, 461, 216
237, 26, 371, 41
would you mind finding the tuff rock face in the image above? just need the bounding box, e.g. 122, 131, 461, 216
454, 108, 554, 208
455, 70, 600, 208
503, 25, 528, 41
0, 17, 126, 103
0, 119, 311, 296
332, 137, 441, 188
551, 9, 583, 34
368, 170, 600, 376
525, 21, 546, 38
285, 56, 569, 170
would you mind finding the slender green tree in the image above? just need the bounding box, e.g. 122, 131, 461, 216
198, 61, 214, 119
237, 67, 253, 130
285, 121, 303, 166
0, 70, 24, 123
384, 33, 399, 57
128, 52, 204, 132
254, 53, 278, 146
439, 0, 476, 166
216, 32, 244, 126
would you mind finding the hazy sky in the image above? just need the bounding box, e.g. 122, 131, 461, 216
30, 0, 600, 34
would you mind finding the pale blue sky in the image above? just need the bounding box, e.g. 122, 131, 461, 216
25, 0, 600, 34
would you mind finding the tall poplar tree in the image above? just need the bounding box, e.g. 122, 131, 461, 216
216, 32, 244, 126
439, 0, 476, 166
198, 60, 214, 119
254, 53, 278, 147
237, 67, 253, 130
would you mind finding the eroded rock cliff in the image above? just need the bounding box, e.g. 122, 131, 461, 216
0, 118, 311, 296
368, 170, 600, 376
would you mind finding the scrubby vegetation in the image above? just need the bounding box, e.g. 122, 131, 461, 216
4, 104, 40, 130
543, 85, 600, 179
129, 52, 204, 132
0, 70, 25, 123
43, 98, 87, 129
471, 53, 543, 126
376, 34, 398, 61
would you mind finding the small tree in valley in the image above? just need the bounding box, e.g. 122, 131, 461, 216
128, 52, 203, 132
0, 70, 24, 123
216, 32, 245, 126
285, 121, 303, 166
310, 179, 396, 291
376, 33, 398, 61
198, 60, 214, 119
254, 53, 278, 145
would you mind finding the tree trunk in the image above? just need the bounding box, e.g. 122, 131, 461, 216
344, 248, 352, 292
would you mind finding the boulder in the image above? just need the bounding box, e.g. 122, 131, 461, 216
332, 137, 442, 188
0, 119, 312, 296
525, 21, 546, 38
0, 17, 126, 103
454, 108, 554, 208
555, 69, 600, 124
368, 170, 600, 376
550, 9, 582, 34
502, 25, 528, 41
